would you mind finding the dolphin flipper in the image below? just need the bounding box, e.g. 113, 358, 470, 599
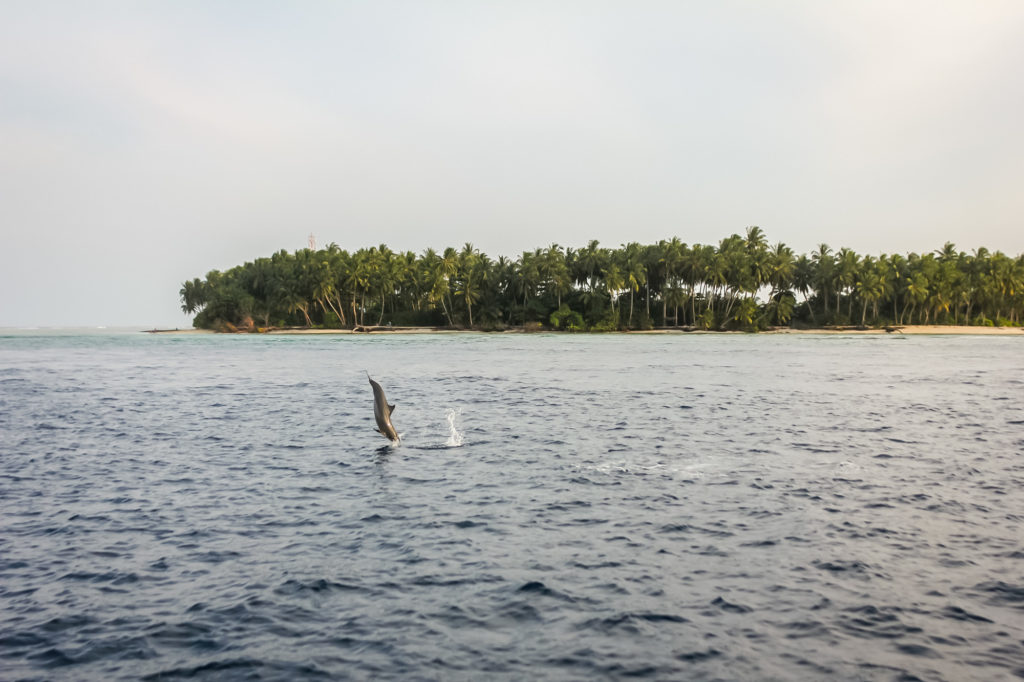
388, 403, 395, 415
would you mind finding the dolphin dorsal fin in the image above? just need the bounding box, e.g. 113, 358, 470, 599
388, 403, 395, 415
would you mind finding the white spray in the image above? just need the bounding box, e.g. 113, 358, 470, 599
445, 407, 464, 447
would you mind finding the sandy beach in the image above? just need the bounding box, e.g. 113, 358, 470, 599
767, 325, 1023, 335
146, 325, 1023, 336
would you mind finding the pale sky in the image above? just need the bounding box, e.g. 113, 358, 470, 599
2, 1, 1022, 327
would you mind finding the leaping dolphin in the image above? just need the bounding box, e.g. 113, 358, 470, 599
367, 372, 400, 442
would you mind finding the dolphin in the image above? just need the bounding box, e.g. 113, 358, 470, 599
367, 372, 400, 442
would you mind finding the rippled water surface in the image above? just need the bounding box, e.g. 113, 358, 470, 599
1, 331, 1023, 681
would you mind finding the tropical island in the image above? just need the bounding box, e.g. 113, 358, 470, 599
178, 228, 1024, 333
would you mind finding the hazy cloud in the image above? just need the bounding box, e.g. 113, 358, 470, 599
1, 1, 1022, 326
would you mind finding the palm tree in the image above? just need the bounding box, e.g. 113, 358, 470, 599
811, 244, 833, 318
492, 255, 516, 323
767, 242, 795, 302
855, 256, 884, 325
621, 242, 647, 327
440, 247, 459, 324
659, 237, 685, 326
312, 261, 342, 326
370, 244, 399, 325
835, 247, 860, 319
179, 278, 207, 315
421, 248, 456, 327
717, 234, 750, 327
745, 226, 771, 296
456, 243, 482, 327
732, 297, 759, 329
277, 276, 312, 327
310, 246, 349, 326
688, 242, 712, 325
576, 240, 605, 293
544, 244, 571, 309
604, 263, 624, 318
705, 247, 729, 319
792, 254, 816, 324
903, 272, 929, 324
663, 285, 685, 326
516, 249, 542, 316
936, 242, 959, 263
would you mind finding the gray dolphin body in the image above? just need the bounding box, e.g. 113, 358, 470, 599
367, 374, 399, 442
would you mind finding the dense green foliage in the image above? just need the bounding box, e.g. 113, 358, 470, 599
180, 228, 1024, 331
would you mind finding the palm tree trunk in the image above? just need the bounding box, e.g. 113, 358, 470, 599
722, 289, 739, 323
322, 296, 346, 326
336, 295, 347, 325
690, 282, 697, 324
439, 297, 454, 327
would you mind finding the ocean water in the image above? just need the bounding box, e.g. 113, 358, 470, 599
1, 330, 1022, 681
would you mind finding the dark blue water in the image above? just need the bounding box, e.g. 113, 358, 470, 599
1, 330, 1023, 681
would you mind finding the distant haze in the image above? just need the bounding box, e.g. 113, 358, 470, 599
2, 2, 1022, 327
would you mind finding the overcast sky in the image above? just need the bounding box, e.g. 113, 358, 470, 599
2, 1, 1022, 327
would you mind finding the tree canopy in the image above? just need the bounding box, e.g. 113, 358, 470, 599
180, 230, 1024, 332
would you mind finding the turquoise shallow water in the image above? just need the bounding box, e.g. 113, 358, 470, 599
1, 331, 1023, 680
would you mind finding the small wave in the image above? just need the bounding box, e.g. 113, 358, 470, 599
274, 578, 363, 595
971, 580, 1024, 607
517, 580, 575, 602
813, 559, 870, 574
941, 605, 993, 623
142, 658, 333, 681
677, 649, 721, 662
709, 596, 752, 614
895, 643, 941, 658
579, 611, 689, 634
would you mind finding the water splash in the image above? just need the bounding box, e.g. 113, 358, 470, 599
445, 408, 464, 447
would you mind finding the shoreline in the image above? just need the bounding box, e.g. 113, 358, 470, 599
145, 325, 1024, 336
